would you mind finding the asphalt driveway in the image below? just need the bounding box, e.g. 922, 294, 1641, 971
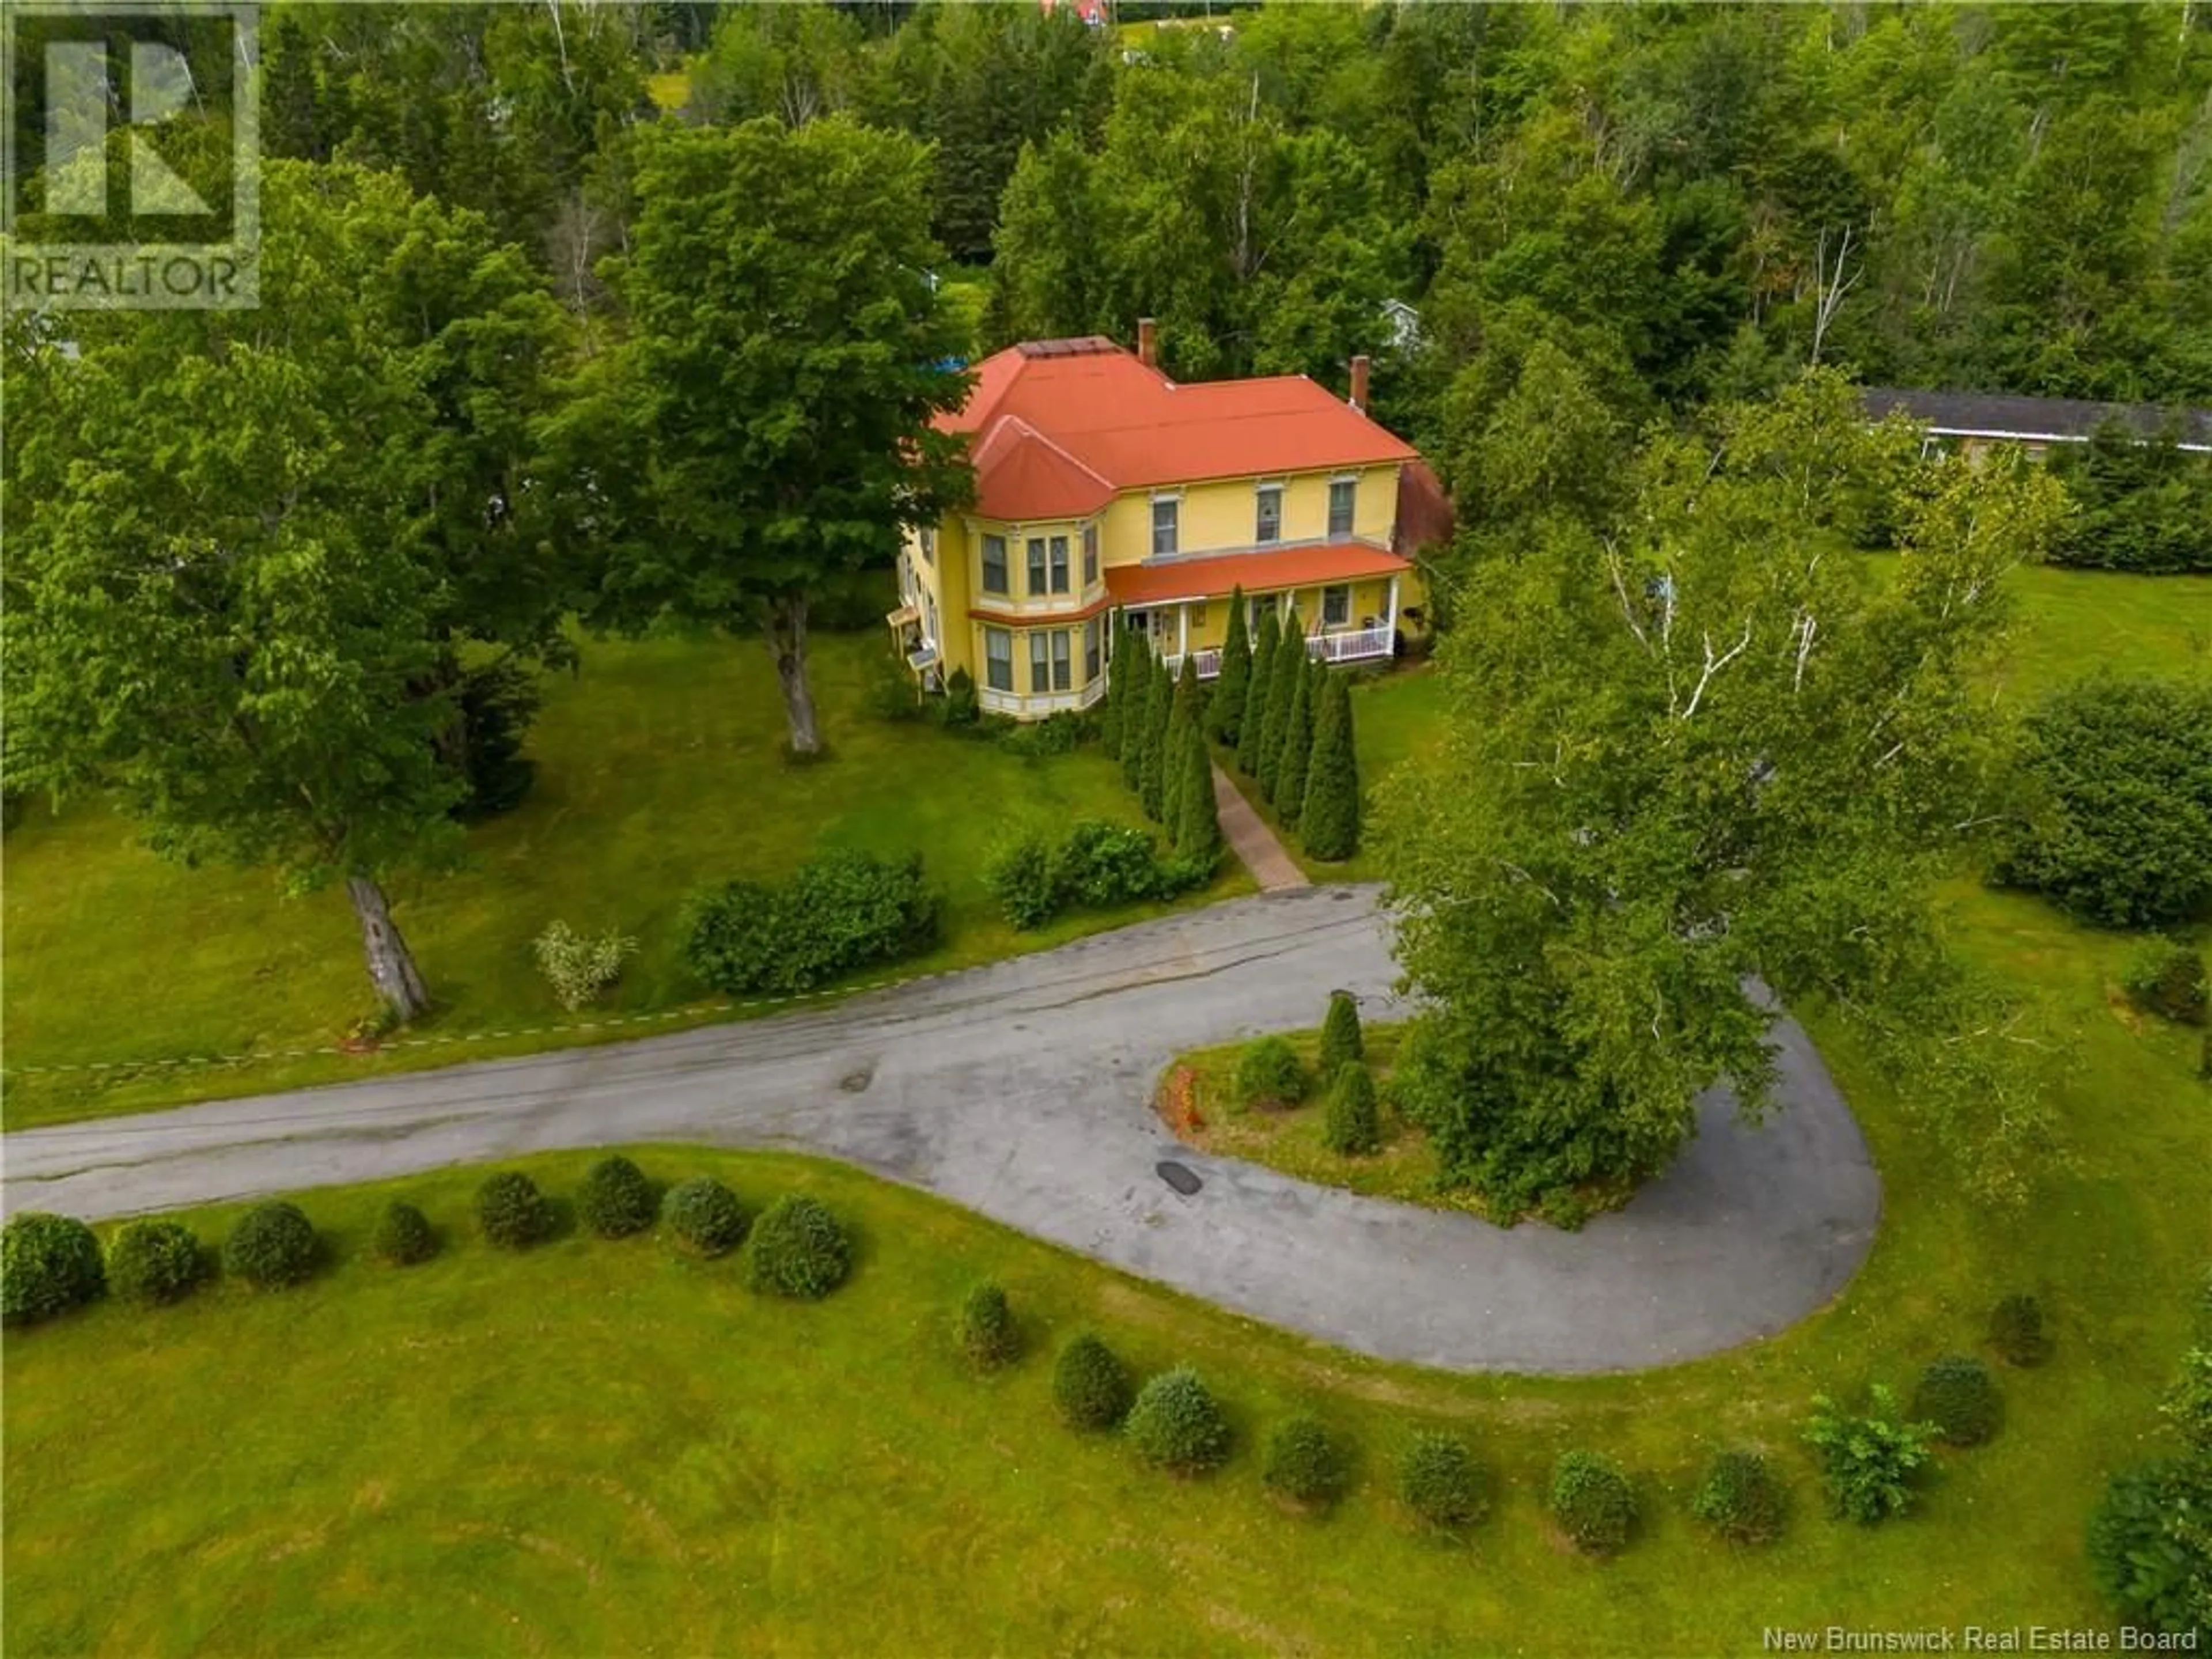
0, 885, 1880, 1374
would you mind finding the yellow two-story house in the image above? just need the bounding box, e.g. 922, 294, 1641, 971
889, 325, 1448, 719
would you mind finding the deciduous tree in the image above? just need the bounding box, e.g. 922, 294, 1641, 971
580, 118, 972, 756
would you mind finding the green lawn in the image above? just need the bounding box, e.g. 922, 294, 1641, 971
4, 573, 2205, 1653
5, 877, 2205, 1657
1, 630, 1247, 1128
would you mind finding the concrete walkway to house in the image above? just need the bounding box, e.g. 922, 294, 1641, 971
0, 887, 1880, 1375
1213, 763, 1308, 891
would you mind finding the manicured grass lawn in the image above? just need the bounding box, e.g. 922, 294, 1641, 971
1165, 1025, 1501, 1215
1, 630, 1247, 1128
6, 874, 2206, 1658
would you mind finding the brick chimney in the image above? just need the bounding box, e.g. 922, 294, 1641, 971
1137, 317, 1158, 368
1349, 354, 1370, 412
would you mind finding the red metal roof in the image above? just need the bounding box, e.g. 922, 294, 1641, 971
1103, 541, 1411, 608
940, 339, 1419, 520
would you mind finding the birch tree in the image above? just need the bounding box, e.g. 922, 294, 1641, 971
1381, 372, 2070, 1217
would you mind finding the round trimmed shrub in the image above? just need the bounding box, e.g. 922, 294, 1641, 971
577, 1156, 656, 1240
1262, 1416, 1347, 1507
1550, 1450, 1637, 1555
1053, 1333, 1134, 1430
743, 1194, 850, 1298
1323, 1062, 1381, 1156
372, 1201, 437, 1267
1690, 1449, 1787, 1546
222, 1202, 319, 1289
2, 1213, 106, 1325
1400, 1432, 1486, 1531
1124, 1368, 1232, 1474
1988, 1293, 2051, 1367
1912, 1354, 2001, 1447
475, 1172, 553, 1250
662, 1177, 748, 1258
1234, 1036, 1308, 1108
960, 1281, 1020, 1370
107, 1220, 205, 1305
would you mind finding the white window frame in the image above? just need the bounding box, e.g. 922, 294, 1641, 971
1051, 628, 1073, 691
1151, 495, 1179, 558
1323, 584, 1351, 627
1049, 534, 1070, 594
1255, 483, 1283, 544
982, 534, 1009, 596
1026, 535, 1048, 596
1082, 522, 1100, 586
984, 626, 1014, 692
1083, 618, 1101, 682
919, 526, 935, 566
1327, 476, 1357, 540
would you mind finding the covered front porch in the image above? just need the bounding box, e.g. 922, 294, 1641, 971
1104, 539, 1415, 683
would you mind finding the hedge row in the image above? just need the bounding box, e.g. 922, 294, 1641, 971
946, 1284, 2047, 1551
0, 1161, 857, 1325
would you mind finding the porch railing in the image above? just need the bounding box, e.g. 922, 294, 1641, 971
1158, 647, 1224, 681
1305, 624, 1393, 665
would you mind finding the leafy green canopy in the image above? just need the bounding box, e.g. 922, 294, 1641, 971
577, 116, 972, 755
1382, 373, 2070, 1215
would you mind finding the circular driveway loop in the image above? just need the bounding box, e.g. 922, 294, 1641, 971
0, 887, 1880, 1375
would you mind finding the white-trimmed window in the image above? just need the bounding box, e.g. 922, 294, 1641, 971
1190, 603, 1208, 630
1249, 592, 1279, 624
919, 526, 935, 566
1152, 496, 1179, 557
1049, 535, 1070, 594
1027, 536, 1048, 594
982, 534, 1009, 595
1255, 483, 1283, 544
984, 627, 1013, 692
1052, 628, 1072, 690
1082, 522, 1100, 585
1084, 618, 1101, 681
1327, 478, 1357, 539
1323, 584, 1351, 627
1030, 630, 1051, 693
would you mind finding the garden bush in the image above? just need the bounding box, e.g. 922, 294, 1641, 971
107, 1221, 205, 1305
1323, 1063, 1381, 1156
1234, 1036, 1308, 1109
372, 1201, 438, 1267
2164, 1344, 2212, 1455
222, 1202, 319, 1289
983, 830, 1061, 930
1988, 1293, 2051, 1366
1690, 1449, 1787, 1546
1124, 1368, 1232, 1474
475, 1172, 554, 1249
533, 920, 637, 1012
744, 1195, 851, 1298
937, 665, 980, 729
1550, 1450, 1637, 1555
1993, 674, 2212, 929
661, 1177, 749, 1258
1053, 1333, 1134, 1430
2088, 1460, 2212, 1638
1317, 990, 1365, 1076
2121, 938, 2209, 1026
1262, 1416, 1348, 1508
1, 1213, 105, 1325
959, 1281, 1020, 1370
1913, 1354, 2002, 1447
684, 850, 938, 996
1400, 1432, 1486, 1532
1804, 1387, 1938, 1524
577, 1156, 656, 1240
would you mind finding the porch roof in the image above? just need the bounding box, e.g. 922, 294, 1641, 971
1104, 540, 1410, 608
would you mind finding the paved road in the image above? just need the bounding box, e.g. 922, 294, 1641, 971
0, 887, 1880, 1374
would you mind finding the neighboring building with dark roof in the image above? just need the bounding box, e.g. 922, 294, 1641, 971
1860, 387, 2212, 457
889, 326, 1435, 718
